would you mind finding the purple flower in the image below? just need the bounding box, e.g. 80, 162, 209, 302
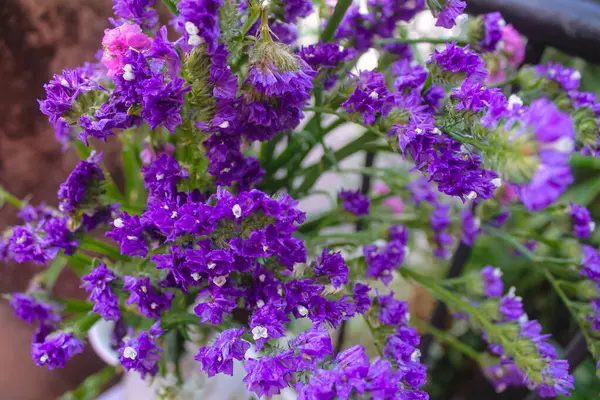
339, 189, 370, 216
364, 227, 408, 285
142, 153, 187, 199
10, 294, 60, 325
285, 0, 313, 21
427, 42, 488, 84
519, 165, 573, 211
580, 245, 600, 282
435, 0, 466, 29
481, 266, 504, 297
38, 67, 102, 125
195, 327, 250, 377
408, 177, 437, 206
450, 80, 504, 115
118, 329, 162, 378
313, 248, 349, 288
194, 286, 238, 324
537, 62, 581, 92
32, 332, 84, 370
9, 225, 51, 265
393, 60, 428, 91
81, 263, 120, 321
249, 305, 290, 351
106, 211, 148, 257
58, 152, 105, 213
174, 0, 223, 52
353, 283, 372, 314
537, 359, 574, 397
341, 70, 391, 125
460, 208, 479, 246
291, 324, 333, 367
377, 291, 409, 326
123, 276, 174, 319
480, 12, 505, 53
499, 287, 525, 321
570, 203, 595, 239
141, 77, 190, 133
111, 0, 158, 30
243, 351, 298, 398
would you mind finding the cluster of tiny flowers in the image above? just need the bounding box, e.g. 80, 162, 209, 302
118, 321, 164, 378
478, 268, 574, 397
570, 203, 596, 239
579, 247, 600, 338
81, 263, 121, 321
478, 12, 506, 53
431, 0, 467, 29
339, 189, 371, 216
364, 225, 408, 284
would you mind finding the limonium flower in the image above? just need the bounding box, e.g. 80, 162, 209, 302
339, 189, 371, 216
118, 322, 163, 378
195, 327, 250, 377
57, 151, 105, 214
32, 332, 84, 370
81, 263, 121, 321
123, 276, 174, 319
570, 203, 596, 239
427, 42, 488, 85
472, 12, 506, 53
364, 225, 408, 284
111, 0, 158, 30
432, 0, 466, 29
460, 208, 480, 246
10, 294, 60, 325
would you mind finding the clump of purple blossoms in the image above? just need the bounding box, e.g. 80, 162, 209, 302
537, 62, 582, 92
341, 70, 392, 125
434, 0, 466, 29
313, 248, 349, 288
364, 225, 408, 284
479, 12, 505, 53
32, 332, 84, 370
339, 189, 370, 216
430, 202, 452, 259
123, 276, 174, 319
481, 266, 504, 297
10, 294, 60, 325
460, 208, 480, 246
427, 42, 488, 84
195, 327, 250, 377
111, 0, 159, 30
174, 0, 223, 52
57, 151, 105, 213
81, 263, 121, 321
570, 203, 595, 239
118, 321, 164, 378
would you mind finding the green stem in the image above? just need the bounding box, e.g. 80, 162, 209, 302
379, 37, 468, 46
38, 255, 68, 288
411, 318, 487, 365
304, 106, 388, 138
0, 186, 24, 208
362, 315, 384, 357
321, 0, 352, 43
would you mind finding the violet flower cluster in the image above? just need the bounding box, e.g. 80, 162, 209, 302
3, 1, 599, 399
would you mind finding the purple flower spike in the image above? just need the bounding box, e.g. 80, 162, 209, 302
195, 327, 250, 377
339, 189, 370, 216
32, 332, 84, 370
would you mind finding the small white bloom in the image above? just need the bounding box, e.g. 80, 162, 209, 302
590, 221, 597, 233
547, 137, 575, 154
184, 22, 199, 35
258, 274, 266, 282
126, 235, 138, 241
466, 191, 478, 200
252, 326, 268, 340
218, 121, 230, 129
123, 64, 134, 81
232, 204, 242, 219
415, 128, 422, 134
474, 218, 481, 229
141, 285, 148, 294
507, 95, 523, 109
410, 349, 421, 362
404, 246, 410, 257
262, 245, 269, 252
493, 268, 503, 278
369, 91, 379, 99
491, 178, 503, 188
518, 314, 529, 325
60, 78, 70, 87
16, 236, 26, 245
150, 302, 158, 309
123, 346, 138, 360
207, 262, 216, 270
432, 127, 441, 135
113, 218, 124, 228
405, 312, 411, 322
256, 299, 265, 308
170, 211, 178, 219
277, 287, 283, 296
188, 34, 203, 46
191, 272, 201, 281
571, 71, 582, 81
297, 305, 309, 317
213, 276, 227, 287
156, 173, 165, 181
39, 354, 49, 363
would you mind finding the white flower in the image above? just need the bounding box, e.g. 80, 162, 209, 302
207, 262, 216, 270
191, 272, 201, 281
590, 221, 597, 233
60, 79, 70, 88
123, 64, 134, 81
188, 34, 203, 46
493, 268, 503, 278
232, 204, 242, 219
113, 218, 124, 228
156, 173, 165, 181
297, 305, 308, 317
251, 326, 268, 340
184, 22, 199, 35
491, 178, 502, 188
508, 95, 523, 109
410, 349, 421, 362
213, 276, 227, 287
545, 137, 575, 154
256, 300, 265, 308
123, 346, 138, 360
466, 191, 478, 200
218, 121, 230, 129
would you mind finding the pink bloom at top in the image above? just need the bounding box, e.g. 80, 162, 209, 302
502, 25, 525, 67
486, 58, 507, 85
101, 23, 152, 76
383, 197, 403, 215
374, 182, 390, 195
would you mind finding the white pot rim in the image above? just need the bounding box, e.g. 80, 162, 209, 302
88, 319, 119, 366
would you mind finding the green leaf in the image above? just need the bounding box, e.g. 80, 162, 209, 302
320, 0, 352, 43
161, 0, 179, 15
60, 366, 116, 400
558, 175, 600, 206
121, 141, 147, 207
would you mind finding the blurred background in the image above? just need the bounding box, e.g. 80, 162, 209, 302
2, 0, 600, 399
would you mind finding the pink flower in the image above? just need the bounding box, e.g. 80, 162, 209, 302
486, 58, 507, 85
502, 25, 525, 67
101, 23, 152, 76
374, 182, 390, 195
383, 197, 403, 214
